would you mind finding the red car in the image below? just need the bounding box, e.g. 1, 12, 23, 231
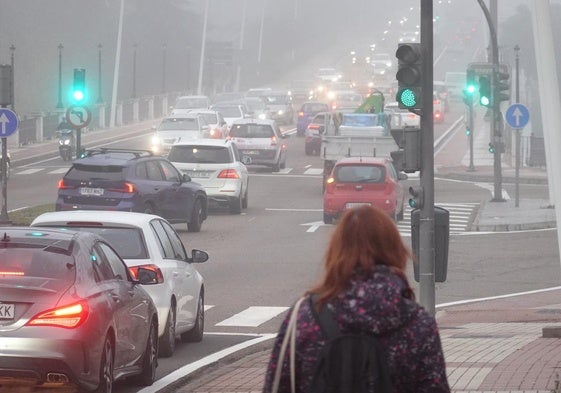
323, 156, 408, 224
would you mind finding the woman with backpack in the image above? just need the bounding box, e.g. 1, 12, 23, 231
263, 205, 450, 393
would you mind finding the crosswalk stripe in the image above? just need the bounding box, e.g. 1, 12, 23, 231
48, 168, 69, 174
16, 168, 43, 175
215, 306, 289, 327
303, 168, 324, 175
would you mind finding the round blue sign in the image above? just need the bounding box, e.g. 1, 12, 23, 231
0, 108, 18, 137
505, 104, 529, 129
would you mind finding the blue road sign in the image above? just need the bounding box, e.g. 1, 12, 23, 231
505, 103, 530, 129
0, 108, 18, 137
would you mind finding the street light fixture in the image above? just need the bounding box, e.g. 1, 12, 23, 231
56, 43, 64, 109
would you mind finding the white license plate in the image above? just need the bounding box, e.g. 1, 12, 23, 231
0, 303, 15, 320
187, 171, 210, 179
345, 202, 371, 209
80, 187, 104, 196
244, 150, 260, 155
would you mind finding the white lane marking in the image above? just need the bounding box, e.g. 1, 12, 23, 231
265, 208, 322, 212
303, 168, 323, 175
274, 168, 292, 174
300, 220, 327, 233
136, 333, 276, 393
204, 305, 215, 312
48, 167, 70, 174
215, 306, 289, 327
16, 168, 43, 175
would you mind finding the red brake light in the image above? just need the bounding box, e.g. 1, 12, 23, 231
57, 179, 73, 189
27, 302, 89, 328
308, 124, 320, 130
298, 111, 304, 117
129, 264, 164, 284
271, 136, 277, 145
108, 182, 136, 193
217, 169, 240, 179
0, 270, 24, 276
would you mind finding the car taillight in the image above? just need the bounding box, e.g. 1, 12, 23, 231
433, 99, 441, 105
271, 136, 277, 146
26, 302, 89, 328
108, 182, 136, 193
298, 111, 304, 117
218, 169, 240, 179
308, 124, 320, 130
57, 179, 74, 189
325, 177, 336, 193
434, 111, 442, 120
128, 264, 164, 284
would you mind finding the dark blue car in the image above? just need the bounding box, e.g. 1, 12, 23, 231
296, 101, 330, 136
56, 148, 208, 232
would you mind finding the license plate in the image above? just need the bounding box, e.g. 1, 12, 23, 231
80, 187, 104, 196
345, 202, 371, 209
244, 150, 260, 155
0, 303, 14, 320
186, 171, 210, 179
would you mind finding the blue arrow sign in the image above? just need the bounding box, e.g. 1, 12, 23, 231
0, 108, 18, 137
505, 103, 530, 129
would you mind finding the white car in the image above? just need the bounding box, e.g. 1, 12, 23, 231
152, 114, 209, 155
30, 210, 208, 358
210, 103, 247, 129
170, 95, 211, 115
168, 139, 249, 214
189, 109, 229, 139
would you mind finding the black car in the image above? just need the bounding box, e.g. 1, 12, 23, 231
56, 148, 208, 232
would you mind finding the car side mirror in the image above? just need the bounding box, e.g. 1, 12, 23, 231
136, 267, 159, 285
398, 172, 409, 181
191, 249, 209, 263
182, 173, 192, 183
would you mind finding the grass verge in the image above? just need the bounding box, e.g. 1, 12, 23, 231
7, 204, 55, 226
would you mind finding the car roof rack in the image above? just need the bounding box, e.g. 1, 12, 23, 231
84, 148, 154, 158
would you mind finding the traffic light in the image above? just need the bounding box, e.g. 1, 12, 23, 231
465, 128, 471, 136
463, 69, 476, 105
395, 43, 422, 110
496, 70, 510, 103
72, 68, 86, 104
389, 127, 421, 173
488, 142, 495, 153
408, 185, 424, 209
478, 76, 491, 107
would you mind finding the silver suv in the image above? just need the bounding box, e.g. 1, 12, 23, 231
228, 119, 288, 172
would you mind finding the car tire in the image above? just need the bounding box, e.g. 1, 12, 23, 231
305, 144, 313, 155
134, 320, 158, 386
143, 203, 157, 216
158, 306, 176, 358
323, 212, 333, 225
187, 199, 203, 232
94, 337, 114, 393
272, 162, 280, 172
181, 290, 204, 343
280, 157, 286, 170
242, 184, 248, 209
229, 195, 242, 214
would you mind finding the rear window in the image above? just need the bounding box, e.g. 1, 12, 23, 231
341, 114, 378, 127
200, 113, 218, 124
168, 145, 232, 164
37, 226, 148, 259
0, 245, 75, 289
159, 117, 198, 131
65, 164, 126, 181
175, 98, 208, 109
264, 95, 289, 104
335, 165, 385, 183
229, 124, 274, 138
212, 106, 242, 117
302, 103, 329, 113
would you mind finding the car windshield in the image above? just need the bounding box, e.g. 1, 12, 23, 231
175, 98, 208, 109
245, 99, 266, 111
212, 106, 242, 117
65, 164, 126, 181
335, 165, 385, 183
302, 103, 329, 113
169, 145, 231, 164
341, 114, 378, 127
159, 118, 199, 131
229, 124, 274, 138
264, 95, 289, 104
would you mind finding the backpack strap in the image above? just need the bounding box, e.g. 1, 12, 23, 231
309, 294, 341, 340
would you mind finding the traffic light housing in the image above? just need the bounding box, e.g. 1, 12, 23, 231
389, 127, 421, 173
478, 75, 491, 107
72, 68, 86, 104
463, 69, 476, 105
408, 185, 424, 209
496, 70, 510, 103
395, 43, 422, 110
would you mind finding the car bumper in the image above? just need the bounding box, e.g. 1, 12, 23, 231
323, 197, 396, 217
239, 149, 281, 166
56, 198, 137, 212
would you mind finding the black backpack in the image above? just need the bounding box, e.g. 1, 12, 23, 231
308, 295, 393, 393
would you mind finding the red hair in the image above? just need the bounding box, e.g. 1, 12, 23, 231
310, 205, 412, 306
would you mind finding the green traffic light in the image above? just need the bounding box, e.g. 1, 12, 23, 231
466, 129, 471, 136
480, 95, 490, 106
397, 88, 418, 108
466, 85, 476, 95
488, 143, 495, 153
408, 198, 417, 209
73, 90, 85, 102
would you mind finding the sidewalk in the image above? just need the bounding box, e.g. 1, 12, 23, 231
171, 288, 561, 393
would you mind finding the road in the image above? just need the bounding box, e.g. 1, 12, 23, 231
4, 99, 558, 393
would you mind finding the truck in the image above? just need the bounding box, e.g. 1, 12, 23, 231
319, 91, 398, 191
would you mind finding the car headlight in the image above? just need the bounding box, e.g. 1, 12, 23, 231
151, 134, 162, 145
327, 91, 336, 100
277, 110, 284, 115
258, 113, 266, 119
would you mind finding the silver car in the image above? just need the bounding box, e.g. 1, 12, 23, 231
0, 227, 159, 392
228, 118, 288, 172
151, 114, 209, 155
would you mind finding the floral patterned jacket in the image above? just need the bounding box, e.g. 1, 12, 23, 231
262, 265, 450, 393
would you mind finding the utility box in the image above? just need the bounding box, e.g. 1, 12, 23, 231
411, 206, 449, 282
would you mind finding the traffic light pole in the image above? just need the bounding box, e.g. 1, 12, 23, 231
467, 99, 475, 171
419, 0, 436, 316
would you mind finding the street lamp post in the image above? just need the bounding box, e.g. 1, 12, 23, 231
97, 44, 103, 103
162, 43, 166, 93
197, 0, 210, 95
514, 44, 521, 208
56, 43, 64, 109
9, 45, 15, 111
132, 43, 137, 99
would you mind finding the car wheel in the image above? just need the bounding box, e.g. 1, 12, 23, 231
158, 305, 176, 358
271, 162, 280, 172
181, 290, 204, 343
305, 145, 312, 155
229, 194, 242, 214
187, 199, 203, 232
134, 320, 158, 386
94, 337, 114, 393
242, 184, 248, 209
323, 212, 333, 224
143, 202, 157, 215
280, 158, 286, 170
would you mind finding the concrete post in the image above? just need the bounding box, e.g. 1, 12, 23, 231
162, 95, 168, 116
98, 105, 106, 129
116, 102, 123, 126
34, 112, 44, 142
132, 99, 139, 123
148, 97, 154, 120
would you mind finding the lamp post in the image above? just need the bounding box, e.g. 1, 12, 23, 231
197, 0, 210, 95
132, 43, 137, 99
56, 43, 64, 109
514, 44, 521, 208
9, 45, 15, 111
162, 43, 166, 93
97, 44, 103, 103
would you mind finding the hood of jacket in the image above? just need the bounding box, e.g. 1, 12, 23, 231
329, 265, 419, 336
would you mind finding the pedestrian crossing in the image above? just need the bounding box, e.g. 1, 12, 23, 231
396, 202, 478, 235
204, 305, 289, 330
